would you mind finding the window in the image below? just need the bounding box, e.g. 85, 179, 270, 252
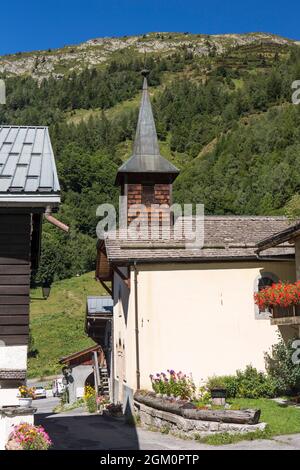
254, 272, 279, 319
258, 276, 275, 291
141, 185, 155, 207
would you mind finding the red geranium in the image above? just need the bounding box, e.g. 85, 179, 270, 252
254, 281, 300, 310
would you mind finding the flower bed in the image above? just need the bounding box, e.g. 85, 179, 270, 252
6, 423, 52, 450
150, 370, 196, 400
141, 369, 265, 438
134, 391, 260, 424
134, 392, 265, 438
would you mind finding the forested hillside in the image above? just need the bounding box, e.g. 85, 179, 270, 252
1, 32, 300, 282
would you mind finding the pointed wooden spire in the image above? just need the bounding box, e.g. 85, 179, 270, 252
115, 71, 179, 185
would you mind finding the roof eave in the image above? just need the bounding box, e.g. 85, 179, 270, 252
106, 254, 295, 266
256, 222, 300, 252
115, 169, 179, 186
0, 194, 61, 208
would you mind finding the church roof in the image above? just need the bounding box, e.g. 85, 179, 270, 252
115, 75, 179, 184
104, 216, 294, 264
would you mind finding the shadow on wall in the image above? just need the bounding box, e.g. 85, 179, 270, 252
35, 411, 139, 450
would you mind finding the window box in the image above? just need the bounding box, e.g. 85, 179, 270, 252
270, 305, 300, 325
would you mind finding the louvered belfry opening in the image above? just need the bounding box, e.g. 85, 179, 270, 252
115, 71, 179, 230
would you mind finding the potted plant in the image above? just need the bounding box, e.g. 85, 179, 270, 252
106, 403, 123, 417
96, 395, 109, 414
254, 281, 300, 318
18, 386, 35, 408
206, 377, 227, 405
210, 387, 227, 405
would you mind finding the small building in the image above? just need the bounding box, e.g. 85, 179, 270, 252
60, 345, 107, 403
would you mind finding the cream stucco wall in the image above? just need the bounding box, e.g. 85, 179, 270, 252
113, 260, 295, 401
0, 346, 27, 408
0, 389, 19, 407
295, 238, 300, 280
0, 346, 27, 370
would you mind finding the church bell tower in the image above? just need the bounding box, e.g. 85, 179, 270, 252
115, 71, 179, 227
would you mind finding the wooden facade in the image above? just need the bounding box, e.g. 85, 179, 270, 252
0, 212, 37, 346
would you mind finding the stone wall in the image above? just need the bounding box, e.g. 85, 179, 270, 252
134, 402, 266, 439
67, 364, 93, 403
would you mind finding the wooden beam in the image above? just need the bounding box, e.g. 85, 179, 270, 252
0, 315, 29, 325
271, 317, 300, 326
0, 335, 28, 345
113, 265, 130, 289
97, 278, 112, 297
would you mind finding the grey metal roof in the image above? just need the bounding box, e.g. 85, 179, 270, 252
87, 296, 113, 315
0, 126, 60, 205
116, 77, 179, 183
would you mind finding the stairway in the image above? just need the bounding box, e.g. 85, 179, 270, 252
99, 367, 110, 396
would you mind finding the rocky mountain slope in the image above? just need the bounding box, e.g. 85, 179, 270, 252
0, 32, 297, 80
1, 31, 300, 283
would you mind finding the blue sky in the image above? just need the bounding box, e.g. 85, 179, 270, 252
0, 0, 299, 55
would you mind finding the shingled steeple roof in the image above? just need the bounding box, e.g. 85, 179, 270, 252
115, 71, 179, 185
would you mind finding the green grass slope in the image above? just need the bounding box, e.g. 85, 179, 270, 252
28, 272, 106, 378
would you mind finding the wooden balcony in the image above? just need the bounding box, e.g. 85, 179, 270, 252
85, 296, 113, 344
270, 305, 300, 326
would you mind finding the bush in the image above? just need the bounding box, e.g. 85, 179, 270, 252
235, 365, 276, 398
84, 385, 97, 413
86, 395, 97, 413
207, 365, 277, 399
265, 338, 300, 396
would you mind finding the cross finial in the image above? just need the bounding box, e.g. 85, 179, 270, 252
141, 69, 150, 78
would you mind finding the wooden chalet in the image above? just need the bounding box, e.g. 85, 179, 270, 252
0, 125, 60, 406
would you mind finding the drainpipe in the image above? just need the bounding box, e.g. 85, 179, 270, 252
93, 350, 101, 396
134, 262, 141, 391
110, 318, 114, 403
45, 206, 69, 233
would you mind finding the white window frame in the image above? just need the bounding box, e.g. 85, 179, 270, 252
254, 272, 279, 320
